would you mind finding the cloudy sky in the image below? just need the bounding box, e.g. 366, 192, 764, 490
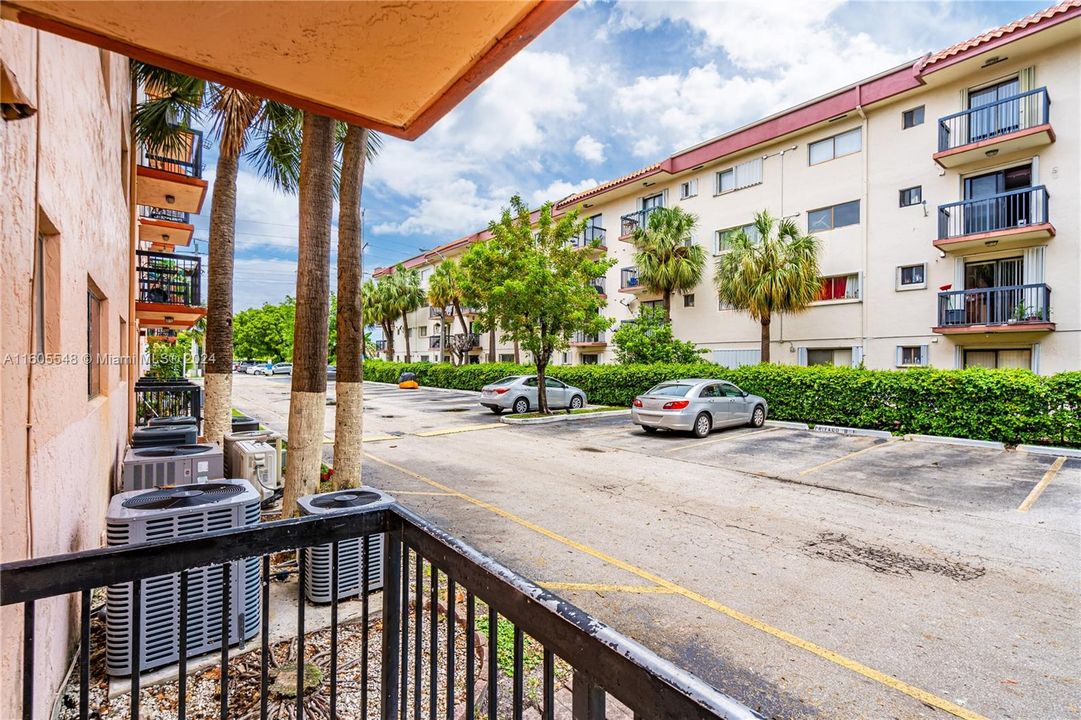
187, 0, 1050, 309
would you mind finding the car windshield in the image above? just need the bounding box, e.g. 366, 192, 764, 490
646, 383, 692, 397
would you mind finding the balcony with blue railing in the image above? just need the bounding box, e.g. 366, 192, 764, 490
934, 283, 1053, 334
619, 206, 661, 239
936, 186, 1053, 253
935, 87, 1053, 168
137, 125, 209, 215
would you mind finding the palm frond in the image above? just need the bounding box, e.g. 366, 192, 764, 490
246, 102, 303, 194
130, 63, 206, 155
207, 85, 262, 157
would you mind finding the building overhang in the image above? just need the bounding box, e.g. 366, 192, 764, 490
138, 217, 194, 248
934, 224, 1055, 254
135, 302, 206, 330
933, 322, 1055, 336
932, 125, 1055, 169
136, 166, 207, 215
2, 0, 573, 140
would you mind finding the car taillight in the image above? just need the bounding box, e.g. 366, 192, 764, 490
662, 400, 689, 410
494, 387, 510, 395
633, 398, 643, 407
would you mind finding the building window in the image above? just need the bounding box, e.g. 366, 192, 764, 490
897, 345, 928, 367
901, 106, 925, 129
715, 223, 761, 253
684, 294, 695, 308
963, 349, 1032, 370
87, 284, 104, 398
899, 186, 922, 207
808, 127, 861, 165
418, 325, 428, 338
119, 316, 128, 382
897, 264, 926, 290
499, 354, 514, 363
715, 157, 763, 194
561, 352, 569, 364
808, 200, 860, 232
679, 179, 698, 199
581, 354, 599, 365
718, 298, 734, 311
817, 273, 860, 301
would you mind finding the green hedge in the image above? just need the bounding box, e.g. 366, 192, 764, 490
363, 360, 1081, 447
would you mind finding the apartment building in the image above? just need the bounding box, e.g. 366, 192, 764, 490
379, 2, 1080, 374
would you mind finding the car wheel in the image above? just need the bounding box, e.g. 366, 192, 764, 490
490, 407, 504, 415
641, 426, 658, 434
750, 405, 766, 428
570, 395, 584, 410
512, 397, 529, 415
693, 412, 712, 438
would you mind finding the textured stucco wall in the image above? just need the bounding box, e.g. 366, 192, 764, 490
1, 23, 133, 719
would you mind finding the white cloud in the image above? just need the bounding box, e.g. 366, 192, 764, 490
630, 136, 662, 159
529, 178, 599, 207
574, 135, 606, 164
372, 178, 502, 237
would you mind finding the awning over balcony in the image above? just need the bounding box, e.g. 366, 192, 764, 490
2, 1, 573, 140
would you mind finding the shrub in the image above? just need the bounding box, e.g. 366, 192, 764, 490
362, 360, 1080, 447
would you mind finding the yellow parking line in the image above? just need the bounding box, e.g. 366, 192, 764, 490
363, 434, 397, 443
798, 440, 895, 476
414, 423, 505, 438
385, 490, 455, 497
366, 451, 988, 720
1017, 456, 1066, 512
665, 426, 780, 453
538, 582, 677, 594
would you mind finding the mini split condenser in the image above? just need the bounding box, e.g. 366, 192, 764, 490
121, 444, 224, 492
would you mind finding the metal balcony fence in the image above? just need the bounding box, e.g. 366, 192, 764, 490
0, 503, 758, 720
428, 335, 441, 350
937, 186, 1049, 239
937, 283, 1051, 327
570, 225, 607, 248
619, 207, 660, 238
620, 267, 641, 290
137, 250, 202, 306
142, 126, 205, 179
573, 332, 605, 344
134, 376, 203, 428
937, 87, 1049, 152
138, 205, 191, 224
590, 277, 607, 295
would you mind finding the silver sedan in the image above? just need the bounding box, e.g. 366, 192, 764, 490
631, 379, 768, 438
480, 375, 587, 415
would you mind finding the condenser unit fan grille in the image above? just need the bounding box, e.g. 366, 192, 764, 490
123, 483, 244, 510
310, 490, 384, 510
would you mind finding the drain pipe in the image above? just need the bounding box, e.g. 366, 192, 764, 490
856, 85, 869, 365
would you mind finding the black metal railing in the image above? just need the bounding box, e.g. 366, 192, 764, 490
937, 283, 1051, 327
938, 87, 1049, 152
137, 250, 202, 306
620, 206, 660, 237
0, 503, 758, 720
591, 277, 607, 296
429, 305, 450, 319
134, 376, 203, 428
375, 339, 387, 351
450, 332, 481, 350
142, 126, 204, 179
570, 225, 607, 249
428, 336, 441, 350
938, 186, 1049, 240
573, 332, 606, 345
620, 267, 641, 290
139, 205, 191, 225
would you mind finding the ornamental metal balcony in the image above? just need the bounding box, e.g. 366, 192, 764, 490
936, 186, 1053, 253
935, 88, 1053, 168
619, 206, 660, 239
135, 250, 206, 330
569, 225, 608, 254
137, 125, 208, 214
935, 283, 1053, 334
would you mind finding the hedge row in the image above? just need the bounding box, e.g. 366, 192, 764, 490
363, 360, 1081, 447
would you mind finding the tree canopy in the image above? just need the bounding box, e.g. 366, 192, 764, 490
611, 306, 705, 364
632, 206, 707, 322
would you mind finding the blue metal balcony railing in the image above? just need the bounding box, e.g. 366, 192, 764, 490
937, 283, 1050, 327
136, 250, 203, 306
620, 267, 641, 290
938, 186, 1049, 240
142, 125, 205, 179
620, 206, 661, 237
570, 225, 607, 249
938, 87, 1049, 152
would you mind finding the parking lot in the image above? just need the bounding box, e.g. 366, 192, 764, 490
233, 375, 1081, 719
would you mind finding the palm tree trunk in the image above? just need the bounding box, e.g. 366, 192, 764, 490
453, 301, 469, 364
203, 150, 240, 446
402, 313, 412, 362
488, 325, 495, 362
333, 125, 367, 491
760, 313, 771, 363
282, 112, 335, 518
663, 290, 672, 323
513, 341, 520, 364
382, 321, 393, 359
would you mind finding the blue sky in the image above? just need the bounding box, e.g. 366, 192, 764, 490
187, 0, 1051, 309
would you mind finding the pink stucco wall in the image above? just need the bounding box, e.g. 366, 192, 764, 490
1, 23, 134, 719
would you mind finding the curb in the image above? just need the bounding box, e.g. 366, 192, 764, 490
365, 381, 481, 397
1018, 444, 1081, 459
501, 409, 630, 425
765, 420, 810, 431
810, 424, 893, 440
903, 434, 1006, 451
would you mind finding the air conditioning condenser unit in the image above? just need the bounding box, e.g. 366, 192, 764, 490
121, 444, 224, 493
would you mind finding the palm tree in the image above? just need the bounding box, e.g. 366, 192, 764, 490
389, 264, 426, 362
427, 260, 470, 364
132, 64, 301, 446
282, 111, 336, 518
714, 210, 821, 363
631, 206, 707, 323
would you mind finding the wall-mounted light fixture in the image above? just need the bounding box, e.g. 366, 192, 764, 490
165, 194, 176, 205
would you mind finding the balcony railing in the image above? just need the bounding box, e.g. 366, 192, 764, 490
938, 87, 1049, 152
428, 335, 441, 350
449, 332, 481, 350
141, 125, 204, 179
573, 331, 606, 345
137, 250, 202, 306
620, 206, 660, 238
591, 277, 607, 296
139, 205, 191, 225
937, 283, 1051, 328
620, 267, 641, 290
938, 186, 1049, 240
570, 225, 607, 249
375, 339, 387, 351
1, 502, 758, 720
134, 376, 203, 429
430, 305, 479, 319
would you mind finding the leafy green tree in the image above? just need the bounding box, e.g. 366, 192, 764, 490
458, 242, 502, 362
612, 306, 705, 364
462, 195, 615, 413
714, 210, 821, 363
631, 206, 707, 322
363, 278, 398, 359
428, 260, 471, 364
233, 298, 296, 361
388, 264, 426, 362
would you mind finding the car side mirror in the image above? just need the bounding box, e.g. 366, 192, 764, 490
742, 391, 749, 397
